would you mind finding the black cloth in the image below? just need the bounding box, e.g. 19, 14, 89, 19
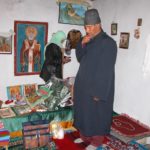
73, 31, 117, 136
40, 43, 62, 82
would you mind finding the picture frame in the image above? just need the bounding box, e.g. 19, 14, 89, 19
23, 83, 38, 97
7, 85, 24, 101
111, 23, 117, 35
119, 32, 130, 49
137, 18, 142, 26
58, 2, 87, 26
14, 21, 48, 76
0, 107, 16, 118
0, 35, 12, 54
134, 28, 140, 39
13, 104, 31, 116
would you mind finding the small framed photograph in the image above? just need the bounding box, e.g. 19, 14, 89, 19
119, 32, 130, 49
134, 28, 140, 39
0, 107, 16, 118
111, 23, 117, 35
137, 18, 142, 26
0, 35, 12, 54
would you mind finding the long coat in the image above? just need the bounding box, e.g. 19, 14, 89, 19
73, 31, 117, 136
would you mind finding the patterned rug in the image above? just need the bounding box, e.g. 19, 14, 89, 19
53, 131, 148, 150
111, 114, 150, 138
97, 135, 148, 150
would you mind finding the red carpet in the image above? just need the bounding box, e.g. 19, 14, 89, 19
53, 131, 148, 150
111, 114, 150, 137
53, 131, 89, 150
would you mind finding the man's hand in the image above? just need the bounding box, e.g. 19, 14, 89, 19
82, 35, 91, 45
63, 56, 71, 64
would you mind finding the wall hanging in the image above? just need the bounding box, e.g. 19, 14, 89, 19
119, 32, 130, 49
0, 31, 13, 54
58, 2, 87, 25
14, 21, 48, 76
111, 23, 118, 35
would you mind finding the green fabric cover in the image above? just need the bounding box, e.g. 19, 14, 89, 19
0, 107, 73, 132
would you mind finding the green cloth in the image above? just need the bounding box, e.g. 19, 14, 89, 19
50, 31, 66, 48
0, 107, 73, 132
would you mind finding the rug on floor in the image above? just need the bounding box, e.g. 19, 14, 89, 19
53, 131, 148, 150
97, 135, 148, 150
111, 114, 150, 137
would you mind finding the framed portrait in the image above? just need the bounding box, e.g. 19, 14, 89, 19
7, 85, 24, 101
23, 83, 38, 97
0, 107, 16, 118
58, 2, 87, 26
111, 23, 117, 35
0, 35, 12, 54
119, 32, 130, 49
14, 21, 48, 76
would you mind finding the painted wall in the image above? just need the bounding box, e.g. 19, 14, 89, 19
0, 0, 83, 100
94, 0, 150, 127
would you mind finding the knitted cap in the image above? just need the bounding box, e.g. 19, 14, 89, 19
84, 9, 101, 25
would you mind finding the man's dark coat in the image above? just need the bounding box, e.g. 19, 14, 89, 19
74, 31, 117, 136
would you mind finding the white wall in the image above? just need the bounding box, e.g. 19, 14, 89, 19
94, 0, 150, 126
0, 0, 83, 99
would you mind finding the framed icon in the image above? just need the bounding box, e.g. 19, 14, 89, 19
119, 32, 130, 49
0, 35, 12, 54
14, 21, 48, 76
111, 23, 117, 35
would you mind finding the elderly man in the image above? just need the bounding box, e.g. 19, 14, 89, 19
73, 9, 117, 150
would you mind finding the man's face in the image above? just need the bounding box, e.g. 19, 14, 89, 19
26, 26, 37, 40
84, 24, 101, 38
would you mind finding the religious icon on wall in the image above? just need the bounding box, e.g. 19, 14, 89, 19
14, 21, 48, 76
134, 28, 140, 39
119, 32, 130, 49
58, 2, 87, 26
0, 35, 12, 54
111, 23, 117, 35
137, 18, 142, 26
